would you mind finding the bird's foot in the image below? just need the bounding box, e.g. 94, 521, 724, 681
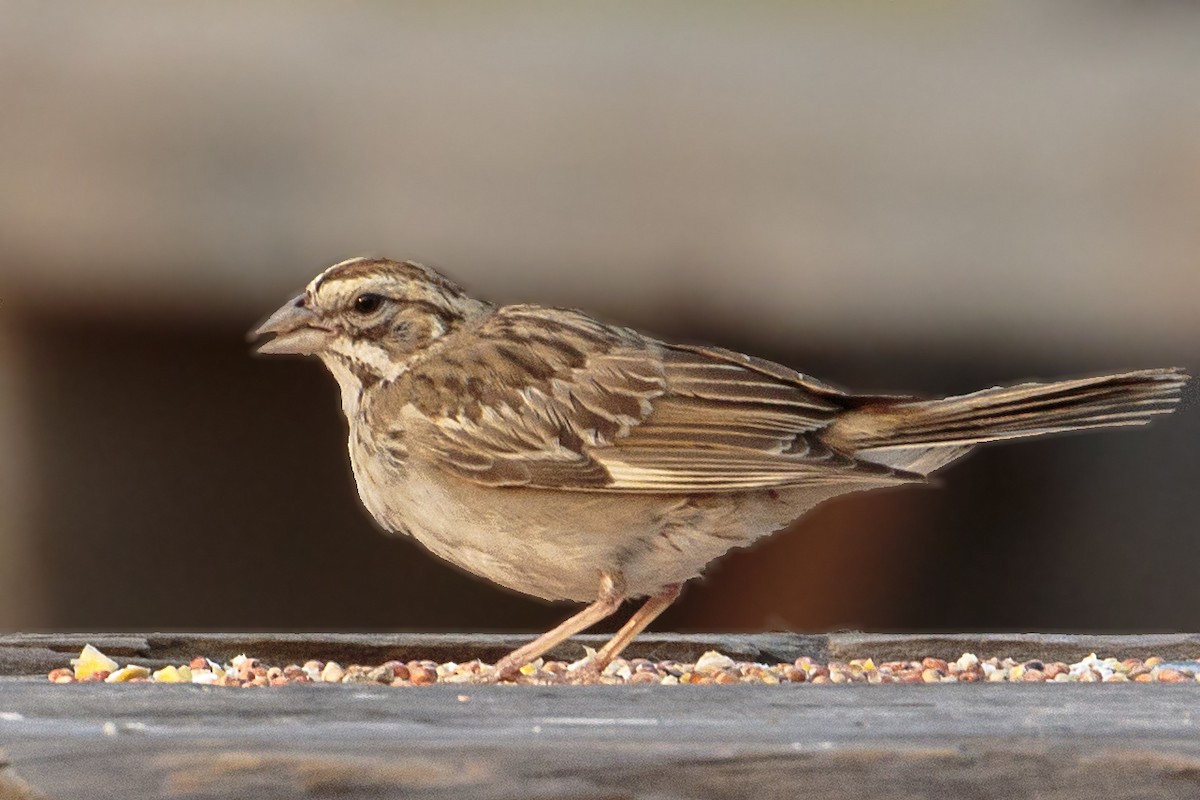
479, 658, 522, 684
565, 663, 605, 684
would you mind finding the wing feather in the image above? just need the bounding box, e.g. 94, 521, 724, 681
385, 306, 920, 492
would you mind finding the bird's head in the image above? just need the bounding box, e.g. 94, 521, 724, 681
254, 257, 489, 387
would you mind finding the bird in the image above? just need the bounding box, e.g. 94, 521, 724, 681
254, 256, 1188, 679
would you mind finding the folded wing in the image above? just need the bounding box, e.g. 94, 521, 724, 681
390, 307, 921, 492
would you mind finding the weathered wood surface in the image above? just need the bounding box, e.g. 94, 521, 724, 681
4, 633, 1200, 799
4, 681, 1200, 799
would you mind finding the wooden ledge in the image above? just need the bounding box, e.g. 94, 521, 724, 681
4, 631, 1200, 677
4, 633, 1200, 798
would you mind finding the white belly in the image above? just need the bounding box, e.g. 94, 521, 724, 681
347, 429, 878, 602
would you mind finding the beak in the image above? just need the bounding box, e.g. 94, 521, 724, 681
251, 295, 334, 355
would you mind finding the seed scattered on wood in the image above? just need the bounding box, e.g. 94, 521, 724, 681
43, 645, 1200, 687
319, 662, 345, 683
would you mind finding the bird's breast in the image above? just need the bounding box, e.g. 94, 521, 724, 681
346, 421, 412, 535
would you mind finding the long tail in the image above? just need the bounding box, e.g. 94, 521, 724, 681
825, 368, 1189, 456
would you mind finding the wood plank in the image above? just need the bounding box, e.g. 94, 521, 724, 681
6, 633, 1200, 798
4, 680, 1200, 799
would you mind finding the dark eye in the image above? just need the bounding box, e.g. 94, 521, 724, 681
353, 293, 384, 314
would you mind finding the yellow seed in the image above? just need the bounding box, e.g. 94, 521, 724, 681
71, 644, 119, 680
104, 665, 151, 683
152, 665, 192, 683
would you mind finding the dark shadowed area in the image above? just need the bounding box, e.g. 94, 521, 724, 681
0, 1, 1197, 636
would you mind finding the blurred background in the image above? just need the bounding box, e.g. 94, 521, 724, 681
1, 1, 1197, 637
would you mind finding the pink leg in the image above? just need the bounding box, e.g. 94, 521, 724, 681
589, 583, 682, 672
490, 572, 626, 680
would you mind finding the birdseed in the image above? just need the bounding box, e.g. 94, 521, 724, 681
44, 645, 1200, 686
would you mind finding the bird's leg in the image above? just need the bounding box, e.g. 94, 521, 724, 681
489, 571, 626, 680
576, 583, 682, 677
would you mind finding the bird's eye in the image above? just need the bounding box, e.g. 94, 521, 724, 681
353, 293, 385, 314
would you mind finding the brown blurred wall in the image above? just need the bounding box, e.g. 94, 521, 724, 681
7, 307, 1196, 635
1, 1, 1198, 635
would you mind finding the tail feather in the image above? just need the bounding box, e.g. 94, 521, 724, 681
827, 367, 1188, 454
919, 381, 1171, 428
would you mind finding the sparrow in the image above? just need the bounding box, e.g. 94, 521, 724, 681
254, 256, 1188, 679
